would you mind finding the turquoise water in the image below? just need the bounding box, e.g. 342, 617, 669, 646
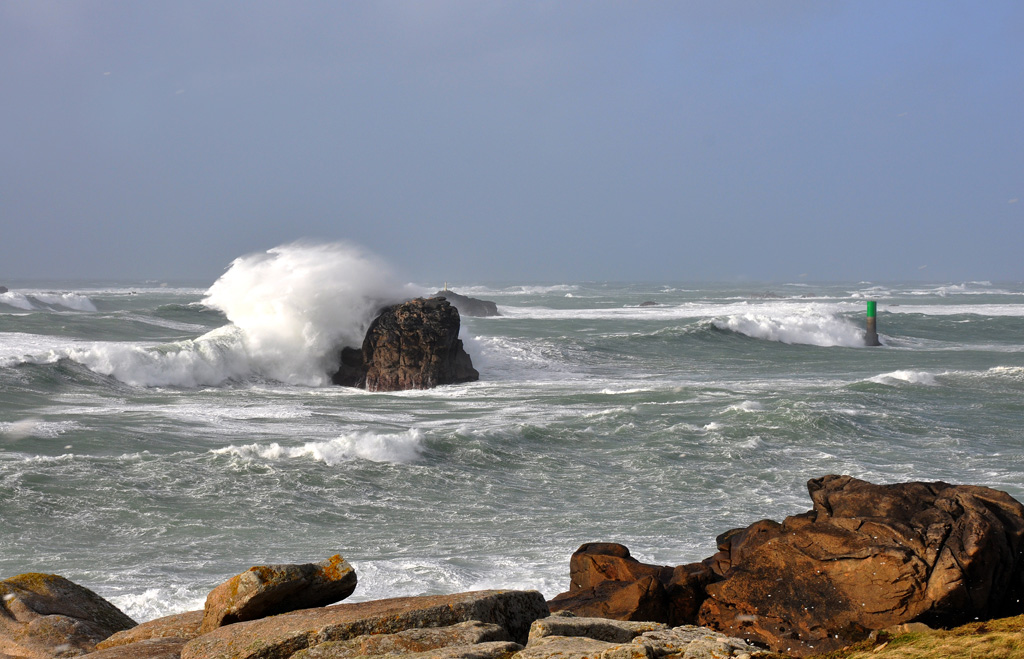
2, 271, 1023, 622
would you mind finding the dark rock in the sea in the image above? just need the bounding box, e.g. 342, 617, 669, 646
698, 475, 1024, 655
180, 590, 549, 659
332, 297, 479, 391
200, 555, 356, 633
0, 573, 137, 658
0, 286, 8, 294
82, 637, 189, 659
433, 291, 500, 317
637, 301, 659, 307
96, 611, 203, 649
288, 620, 512, 659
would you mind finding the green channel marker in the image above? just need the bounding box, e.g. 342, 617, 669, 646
865, 300, 881, 346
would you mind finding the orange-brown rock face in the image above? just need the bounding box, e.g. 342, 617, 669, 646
698, 475, 1024, 656
332, 297, 479, 391
200, 555, 357, 633
551, 476, 1024, 657
0, 573, 137, 658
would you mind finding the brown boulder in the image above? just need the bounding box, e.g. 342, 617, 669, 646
697, 475, 1024, 655
548, 576, 672, 625
199, 555, 356, 633
288, 620, 511, 659
81, 637, 188, 659
97, 612, 203, 650
0, 573, 137, 658
181, 590, 549, 659
332, 297, 478, 391
548, 545, 709, 627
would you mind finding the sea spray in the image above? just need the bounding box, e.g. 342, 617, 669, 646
202, 242, 416, 386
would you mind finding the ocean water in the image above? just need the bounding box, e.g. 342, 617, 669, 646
2, 246, 1023, 623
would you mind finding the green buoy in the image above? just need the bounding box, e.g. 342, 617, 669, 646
865, 300, 881, 346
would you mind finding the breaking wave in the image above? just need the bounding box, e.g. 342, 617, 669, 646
213, 429, 425, 465
0, 291, 98, 312
10, 242, 415, 387
712, 309, 869, 347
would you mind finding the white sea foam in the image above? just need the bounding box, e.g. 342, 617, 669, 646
713, 308, 868, 347
868, 370, 939, 386
201, 242, 414, 386
109, 586, 207, 623
1, 418, 78, 440
0, 292, 36, 311
725, 400, 765, 413
214, 429, 425, 465
0, 291, 98, 312
9, 242, 415, 387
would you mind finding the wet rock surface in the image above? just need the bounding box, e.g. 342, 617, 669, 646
332, 297, 478, 391
0, 573, 137, 658
200, 555, 356, 633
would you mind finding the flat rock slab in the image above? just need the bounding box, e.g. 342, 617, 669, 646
513, 635, 652, 659
528, 618, 667, 644
181, 590, 549, 659
366, 641, 522, 659
82, 637, 189, 659
201, 555, 357, 633
98, 612, 204, 650
0, 573, 137, 659
290, 621, 511, 659
632, 626, 758, 658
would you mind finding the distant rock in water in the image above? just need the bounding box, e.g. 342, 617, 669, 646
433, 290, 500, 317
0, 286, 8, 294
637, 301, 659, 307
332, 297, 479, 391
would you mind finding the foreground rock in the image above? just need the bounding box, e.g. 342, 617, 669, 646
548, 544, 711, 627
83, 637, 189, 659
517, 616, 758, 659
699, 475, 1024, 655
433, 291, 500, 317
332, 297, 479, 391
96, 611, 203, 649
289, 621, 512, 659
181, 590, 548, 659
200, 555, 356, 633
0, 573, 137, 658
553, 475, 1024, 656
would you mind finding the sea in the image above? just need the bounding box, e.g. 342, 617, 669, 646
1, 244, 1023, 623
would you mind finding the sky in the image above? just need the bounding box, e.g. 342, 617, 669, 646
1, 1, 1021, 284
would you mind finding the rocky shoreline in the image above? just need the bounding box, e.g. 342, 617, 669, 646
4, 475, 1023, 659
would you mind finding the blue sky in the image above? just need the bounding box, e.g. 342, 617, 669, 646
1, 1, 1021, 283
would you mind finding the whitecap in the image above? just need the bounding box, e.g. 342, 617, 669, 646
868, 370, 938, 386
214, 428, 425, 465
712, 308, 868, 347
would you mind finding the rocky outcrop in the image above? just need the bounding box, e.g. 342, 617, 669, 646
96, 611, 203, 649
698, 475, 1024, 655
517, 615, 758, 659
288, 621, 512, 659
547, 544, 712, 627
200, 555, 356, 633
433, 291, 500, 318
0, 573, 137, 658
181, 590, 549, 659
332, 298, 479, 391
552, 476, 1024, 656
83, 637, 189, 659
